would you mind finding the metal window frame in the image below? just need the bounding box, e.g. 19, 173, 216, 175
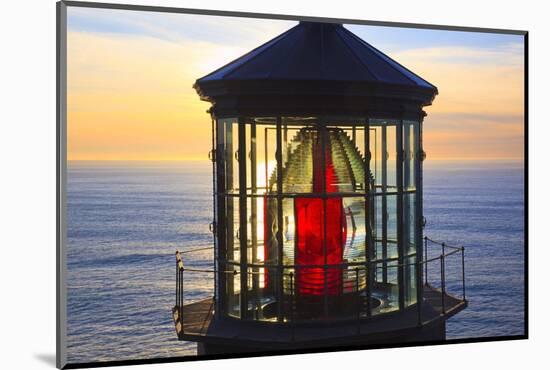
276, 116, 285, 322
238, 119, 249, 318
396, 120, 405, 310
415, 118, 425, 320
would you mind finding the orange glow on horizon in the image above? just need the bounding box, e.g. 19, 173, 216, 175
67, 27, 524, 162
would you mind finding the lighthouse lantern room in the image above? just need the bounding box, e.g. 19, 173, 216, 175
173, 21, 467, 354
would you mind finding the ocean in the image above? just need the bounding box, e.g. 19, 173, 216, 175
66, 160, 525, 363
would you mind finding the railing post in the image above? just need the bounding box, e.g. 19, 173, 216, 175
440, 254, 445, 315
416, 258, 422, 326
461, 246, 466, 301
424, 236, 428, 285
175, 251, 184, 334
355, 267, 360, 334
366, 261, 372, 318
180, 267, 184, 333
176, 251, 180, 308
290, 272, 295, 341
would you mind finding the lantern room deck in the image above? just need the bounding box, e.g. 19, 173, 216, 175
172, 284, 467, 350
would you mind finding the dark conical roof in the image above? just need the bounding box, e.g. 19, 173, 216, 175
194, 22, 437, 119
199, 22, 434, 88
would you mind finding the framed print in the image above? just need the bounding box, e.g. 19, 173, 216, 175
56, 1, 527, 368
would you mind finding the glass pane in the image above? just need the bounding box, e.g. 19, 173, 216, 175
246, 123, 252, 191
225, 196, 240, 262
386, 194, 398, 244
386, 124, 397, 190
403, 121, 417, 191
327, 126, 367, 194
281, 125, 313, 194
372, 260, 399, 315
404, 193, 416, 255
342, 197, 366, 263
220, 118, 239, 194
374, 193, 398, 261
282, 198, 295, 266
250, 122, 276, 195
404, 255, 418, 306
246, 197, 254, 263
370, 126, 381, 190
369, 120, 398, 192
374, 195, 383, 260
258, 124, 278, 193
247, 266, 278, 321
262, 196, 279, 265
224, 263, 240, 318
249, 197, 264, 263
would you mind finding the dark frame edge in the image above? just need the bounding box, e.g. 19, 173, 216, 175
523, 32, 529, 338
62, 0, 527, 35
62, 334, 528, 369
57, 1, 68, 369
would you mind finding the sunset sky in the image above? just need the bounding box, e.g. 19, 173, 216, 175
67, 7, 525, 161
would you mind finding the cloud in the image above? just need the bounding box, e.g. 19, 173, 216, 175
67, 30, 248, 160
67, 12, 524, 161
68, 6, 295, 47
393, 43, 523, 66
391, 44, 524, 122
386, 43, 524, 160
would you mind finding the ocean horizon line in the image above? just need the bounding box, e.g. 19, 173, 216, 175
68, 157, 524, 163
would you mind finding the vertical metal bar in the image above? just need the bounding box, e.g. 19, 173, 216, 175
210, 117, 218, 316
461, 246, 466, 300
396, 120, 405, 311
416, 119, 425, 308
293, 200, 299, 313
182, 266, 185, 300
416, 258, 422, 326
216, 119, 227, 318
356, 267, 360, 333
424, 237, 428, 285
276, 117, 284, 322
251, 122, 258, 293
364, 119, 373, 318
283, 124, 288, 148
321, 123, 329, 318
226, 121, 235, 317
182, 268, 184, 307
381, 126, 388, 282
373, 128, 378, 188
290, 272, 295, 341
238, 119, 248, 319
179, 267, 184, 333
176, 254, 179, 307
441, 254, 445, 315
264, 127, 269, 191
403, 123, 410, 250
441, 243, 445, 314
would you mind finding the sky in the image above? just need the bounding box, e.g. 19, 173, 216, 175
67, 7, 525, 161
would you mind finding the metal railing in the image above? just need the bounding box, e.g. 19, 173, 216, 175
174, 236, 466, 333
423, 236, 466, 307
